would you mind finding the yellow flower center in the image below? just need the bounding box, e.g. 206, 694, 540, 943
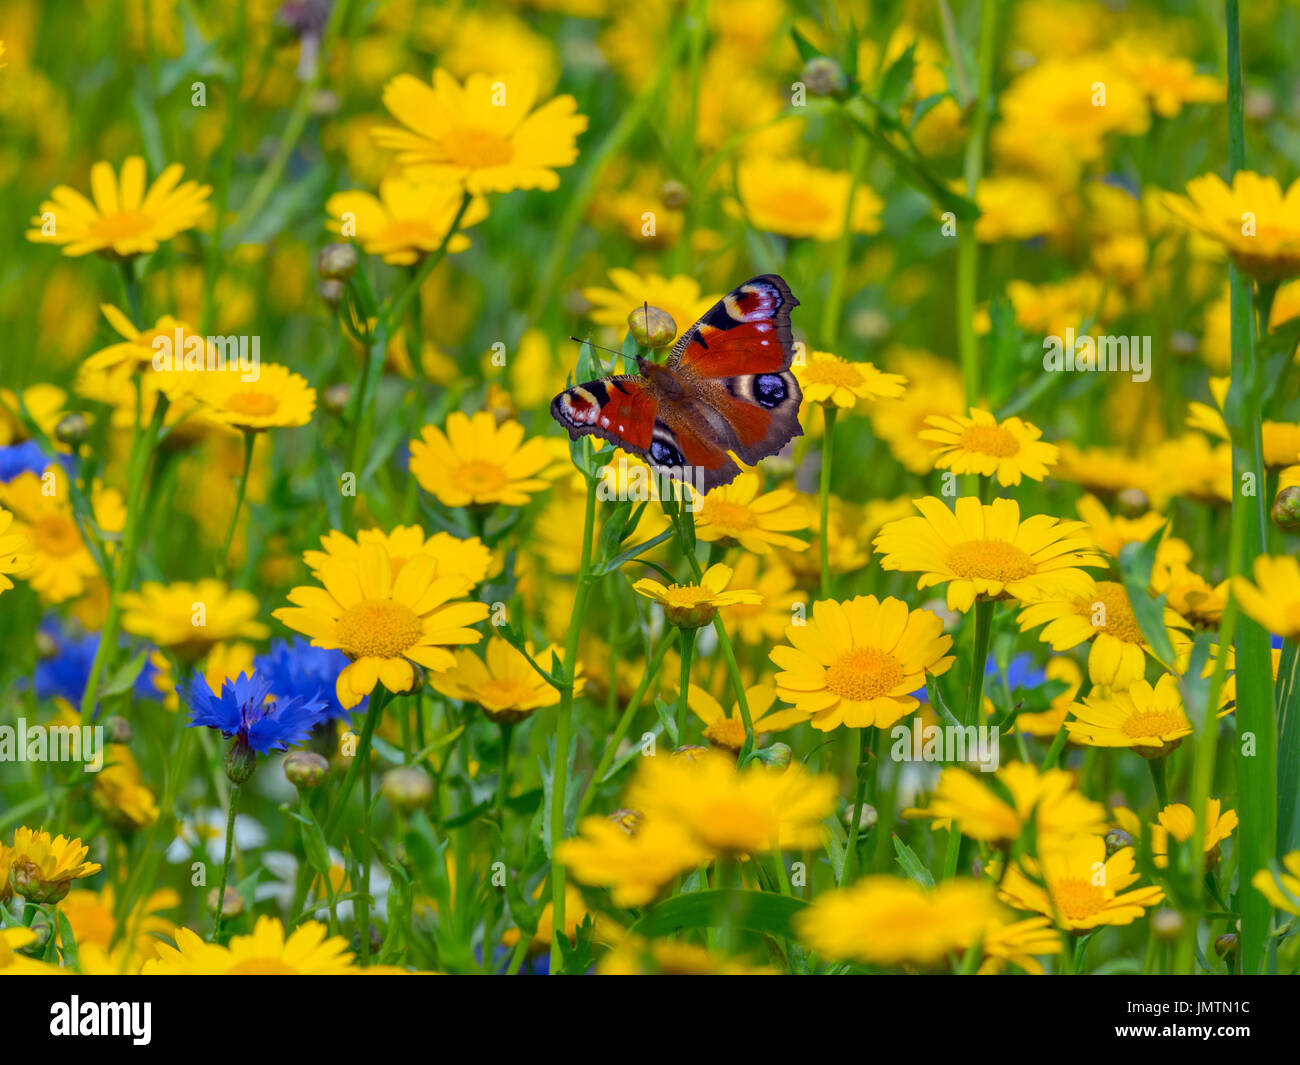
226, 391, 279, 417
1080, 581, 1143, 643
33, 514, 82, 557
702, 500, 756, 532
93, 210, 154, 243
446, 127, 514, 169
661, 585, 708, 608
336, 600, 424, 659
957, 424, 1020, 458
804, 358, 863, 388
1053, 877, 1105, 921
704, 718, 746, 750
479, 678, 534, 709
457, 459, 509, 497
1122, 709, 1183, 739
825, 646, 905, 702
754, 189, 835, 225
946, 540, 1036, 583
695, 799, 770, 851
227, 958, 299, 975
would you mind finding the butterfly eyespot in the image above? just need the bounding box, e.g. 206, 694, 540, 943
649, 438, 686, 466
754, 374, 787, 409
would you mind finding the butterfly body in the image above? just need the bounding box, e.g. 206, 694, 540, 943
551, 274, 803, 491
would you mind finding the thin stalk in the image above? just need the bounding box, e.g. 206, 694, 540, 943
217, 430, 256, 580
213, 782, 241, 940
818, 405, 837, 601
675, 628, 696, 745
841, 728, 868, 885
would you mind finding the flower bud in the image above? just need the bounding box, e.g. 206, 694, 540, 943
1115, 488, 1150, 516
322, 381, 351, 413
105, 716, 132, 745
843, 802, 877, 831
1214, 932, 1238, 960
225, 739, 257, 785
628, 305, 677, 349
801, 56, 847, 98
381, 767, 433, 813
1272, 485, 1300, 531
1170, 330, 1198, 356
319, 279, 346, 307
660, 180, 690, 210
1104, 828, 1133, 856
284, 750, 329, 790
55, 413, 90, 447
609, 808, 642, 835
11, 863, 72, 904
35, 629, 59, 659
1151, 907, 1184, 941
317, 243, 358, 282
664, 602, 717, 630
207, 885, 244, 918
756, 742, 793, 769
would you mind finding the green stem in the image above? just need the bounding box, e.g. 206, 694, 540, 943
214, 781, 241, 941
821, 137, 869, 347
964, 600, 995, 727
322, 688, 390, 840
841, 728, 868, 885
1148, 756, 1169, 808
385, 190, 473, 333
675, 628, 696, 746
216, 430, 256, 580
818, 405, 838, 601
496, 722, 514, 819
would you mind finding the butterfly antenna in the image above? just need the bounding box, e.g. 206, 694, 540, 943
568, 336, 626, 359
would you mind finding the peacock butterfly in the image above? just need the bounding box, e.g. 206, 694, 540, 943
551, 274, 803, 492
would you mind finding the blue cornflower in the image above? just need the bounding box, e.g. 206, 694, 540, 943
0, 441, 61, 484
254, 637, 363, 722
986, 651, 1047, 694
181, 671, 329, 757
33, 618, 160, 707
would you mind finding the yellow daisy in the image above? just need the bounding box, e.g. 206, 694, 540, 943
797, 876, 1001, 967
628, 749, 834, 855
409, 411, 557, 508
1164, 171, 1300, 282
162, 363, 316, 432
795, 350, 907, 409
372, 69, 588, 193
1253, 851, 1300, 916
1232, 555, 1300, 640
304, 525, 492, 598
693, 472, 810, 554
7, 826, 102, 904
1013, 655, 1083, 737
1110, 46, 1223, 118
1116, 799, 1238, 868
0, 927, 64, 975
325, 177, 489, 265
83, 304, 207, 377
429, 636, 581, 723
557, 816, 711, 908
273, 541, 489, 709
770, 595, 954, 731
0, 506, 34, 596
874, 497, 1104, 613
91, 745, 159, 832
1018, 579, 1190, 689
27, 156, 211, 259
143, 917, 361, 975
120, 579, 269, 662
57, 886, 179, 968
979, 915, 1063, 975
716, 554, 801, 644
581, 269, 719, 337
1066, 674, 1193, 755
734, 157, 884, 242
632, 562, 760, 629
686, 682, 807, 752
920, 408, 1058, 486
998, 835, 1164, 932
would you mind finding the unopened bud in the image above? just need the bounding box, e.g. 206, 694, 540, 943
1104, 828, 1133, 856
628, 305, 677, 349
208, 885, 244, 918
756, 742, 793, 769
284, 750, 329, 790
1272, 485, 1300, 531
55, 413, 89, 447
801, 56, 847, 97
317, 243, 358, 282
660, 180, 690, 210
319, 279, 346, 307
105, 716, 132, 744
1151, 907, 1184, 941
322, 381, 351, 413
843, 802, 877, 832
1214, 932, 1238, 960
1115, 488, 1150, 516
381, 767, 433, 812
225, 739, 256, 785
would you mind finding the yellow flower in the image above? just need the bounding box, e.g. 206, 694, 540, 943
273, 541, 489, 709
1066, 674, 1192, 755
686, 682, 807, 752
121, 579, 268, 662
325, 177, 489, 265
429, 636, 581, 723
28, 156, 210, 259
415, 9, 560, 95
372, 69, 587, 193
868, 348, 966, 474
795, 350, 907, 409
1014, 655, 1083, 737
920, 408, 1058, 485
83, 304, 206, 377
410, 411, 557, 507
0, 469, 125, 604
717, 554, 801, 644
999, 835, 1164, 931
7, 827, 102, 903
1018, 579, 1190, 689
1232, 555, 1300, 639
979, 915, 1063, 975
874, 497, 1104, 613
923, 762, 1108, 848
770, 596, 953, 731
91, 745, 159, 831
0, 927, 64, 975
627, 750, 834, 854
303, 525, 492, 598
693, 472, 810, 554
974, 175, 1062, 242
734, 157, 883, 241
999, 273, 1124, 341
797, 876, 1001, 967
597, 935, 774, 975
1075, 493, 1170, 560
558, 816, 711, 908
1253, 851, 1300, 916
0, 384, 67, 447
581, 269, 718, 337
1110, 46, 1223, 118
162, 363, 316, 432
1165, 172, 1300, 281
1122, 799, 1238, 868
0, 506, 34, 596
632, 563, 760, 629
57, 886, 178, 970
144, 916, 361, 974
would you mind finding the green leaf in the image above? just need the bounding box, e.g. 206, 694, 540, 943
629, 889, 807, 938
892, 835, 936, 888
55, 909, 80, 971
1276, 640, 1300, 853
97, 649, 149, 702
1117, 525, 1176, 667
877, 42, 916, 110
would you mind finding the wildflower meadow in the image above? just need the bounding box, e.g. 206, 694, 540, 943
2, 0, 1300, 1019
